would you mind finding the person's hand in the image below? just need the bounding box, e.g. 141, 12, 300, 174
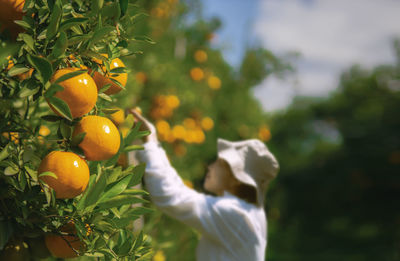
128, 108, 158, 143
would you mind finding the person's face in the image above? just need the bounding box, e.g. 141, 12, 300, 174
204, 158, 236, 195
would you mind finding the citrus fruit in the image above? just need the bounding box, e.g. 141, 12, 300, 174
45, 222, 84, 258
38, 151, 90, 199
190, 67, 204, 81
110, 108, 125, 126
201, 117, 214, 131
72, 115, 120, 161
0, 0, 25, 36
194, 50, 207, 63
207, 75, 221, 90
50, 67, 98, 118
92, 55, 127, 95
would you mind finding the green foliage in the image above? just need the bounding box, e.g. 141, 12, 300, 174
266, 58, 400, 261
0, 0, 153, 260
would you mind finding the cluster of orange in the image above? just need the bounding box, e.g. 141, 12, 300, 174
150, 94, 180, 119
35, 55, 127, 258
190, 50, 222, 90
156, 116, 214, 145
151, 0, 179, 19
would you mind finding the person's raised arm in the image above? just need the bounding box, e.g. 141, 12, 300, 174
128, 110, 253, 246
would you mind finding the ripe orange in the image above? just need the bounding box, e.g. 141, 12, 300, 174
190, 67, 204, 81
50, 68, 98, 118
207, 75, 221, 90
0, 0, 25, 36
45, 222, 84, 258
72, 115, 120, 161
109, 108, 125, 126
38, 151, 90, 199
92, 55, 127, 95
194, 50, 208, 63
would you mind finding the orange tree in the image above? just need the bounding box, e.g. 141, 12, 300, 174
0, 0, 154, 260
112, 0, 292, 259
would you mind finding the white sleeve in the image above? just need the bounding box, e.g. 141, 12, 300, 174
136, 141, 248, 244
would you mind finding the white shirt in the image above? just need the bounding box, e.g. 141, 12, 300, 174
136, 141, 267, 261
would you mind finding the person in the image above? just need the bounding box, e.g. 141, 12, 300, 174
130, 109, 279, 261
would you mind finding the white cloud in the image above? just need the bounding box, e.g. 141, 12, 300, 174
253, 0, 400, 111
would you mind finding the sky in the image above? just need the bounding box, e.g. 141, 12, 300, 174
201, 0, 400, 112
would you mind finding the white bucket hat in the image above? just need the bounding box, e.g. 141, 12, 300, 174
217, 138, 279, 205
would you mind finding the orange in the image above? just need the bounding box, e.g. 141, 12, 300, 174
194, 50, 207, 63
201, 117, 214, 131
92, 55, 127, 95
135, 71, 147, 84
2, 132, 19, 144
190, 67, 204, 81
50, 68, 98, 118
207, 75, 221, 90
258, 125, 271, 142
109, 108, 125, 126
72, 115, 120, 161
38, 151, 90, 199
45, 222, 84, 258
0, 0, 25, 36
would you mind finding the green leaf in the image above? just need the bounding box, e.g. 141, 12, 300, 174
60, 121, 72, 139
109, 77, 125, 91
110, 67, 127, 74
53, 69, 87, 84
47, 96, 73, 121
60, 18, 89, 31
67, 34, 91, 46
38, 171, 58, 179
27, 54, 53, 84
4, 166, 19, 176
19, 86, 40, 98
98, 83, 111, 94
24, 166, 37, 182
44, 83, 64, 98
101, 108, 120, 114
91, 0, 104, 13
119, 0, 128, 17
83, 165, 108, 208
132, 35, 155, 44
41, 115, 63, 122
71, 132, 86, 147
7, 65, 30, 77
18, 171, 27, 190
89, 26, 115, 47
0, 220, 13, 251
99, 174, 133, 203
123, 145, 143, 152
46, 1, 62, 40
128, 163, 145, 187
19, 33, 35, 51
49, 31, 68, 59
0, 144, 11, 161
76, 174, 96, 210
14, 20, 31, 30
98, 93, 112, 102
96, 194, 147, 211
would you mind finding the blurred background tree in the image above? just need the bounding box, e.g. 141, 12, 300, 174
113, 0, 399, 260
